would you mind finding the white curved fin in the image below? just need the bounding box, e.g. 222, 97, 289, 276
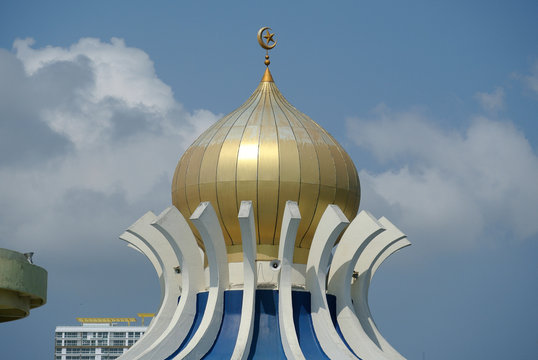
135, 206, 204, 360
306, 205, 357, 359
230, 201, 257, 360
117, 211, 177, 360
327, 210, 390, 360
351, 216, 410, 360
172, 202, 229, 359
278, 201, 305, 360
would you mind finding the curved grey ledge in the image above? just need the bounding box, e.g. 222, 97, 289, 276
136, 206, 204, 360
231, 201, 257, 360
173, 202, 229, 359
277, 201, 305, 360
327, 211, 389, 360
351, 216, 410, 360
305, 205, 357, 360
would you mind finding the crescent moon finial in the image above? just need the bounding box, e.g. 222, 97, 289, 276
257, 27, 277, 67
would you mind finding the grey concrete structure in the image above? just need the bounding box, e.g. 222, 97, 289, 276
0, 248, 47, 322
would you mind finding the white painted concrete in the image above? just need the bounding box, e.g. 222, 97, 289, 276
277, 201, 305, 360
231, 201, 257, 360
226, 261, 306, 291
351, 216, 410, 360
127, 212, 184, 350
121, 225, 165, 306
137, 206, 204, 360
122, 238, 164, 331
305, 205, 357, 360
173, 202, 229, 359
117, 202, 409, 360
327, 211, 389, 360
370, 217, 410, 277
117, 210, 177, 360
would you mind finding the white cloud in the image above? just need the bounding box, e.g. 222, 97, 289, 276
12, 37, 206, 149
522, 60, 538, 95
512, 59, 538, 97
0, 38, 219, 259
474, 86, 504, 112
347, 106, 538, 252
14, 38, 174, 110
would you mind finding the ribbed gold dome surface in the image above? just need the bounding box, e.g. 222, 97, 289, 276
172, 69, 360, 263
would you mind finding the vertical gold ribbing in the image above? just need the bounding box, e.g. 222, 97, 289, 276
171, 28, 360, 262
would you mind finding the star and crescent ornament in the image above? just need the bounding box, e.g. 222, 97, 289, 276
257, 27, 277, 50
264, 31, 275, 44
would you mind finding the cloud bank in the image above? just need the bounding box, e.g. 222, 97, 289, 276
475, 87, 504, 113
347, 104, 538, 253
0, 38, 218, 259
522, 60, 538, 95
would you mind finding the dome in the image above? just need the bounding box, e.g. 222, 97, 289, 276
172, 67, 360, 264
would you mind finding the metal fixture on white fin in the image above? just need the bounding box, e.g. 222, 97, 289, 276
351, 216, 410, 360
231, 201, 257, 360
327, 210, 390, 360
136, 206, 204, 360
306, 205, 357, 359
173, 202, 229, 359
277, 201, 305, 360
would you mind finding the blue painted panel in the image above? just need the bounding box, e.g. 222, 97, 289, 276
247, 289, 286, 359
327, 294, 361, 359
165, 292, 208, 360
202, 290, 242, 359
292, 291, 330, 359
164, 290, 357, 359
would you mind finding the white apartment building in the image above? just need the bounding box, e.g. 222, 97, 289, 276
54, 316, 153, 360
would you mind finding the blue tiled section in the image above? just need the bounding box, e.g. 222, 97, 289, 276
292, 291, 330, 359
202, 290, 242, 358
165, 291, 208, 360
327, 294, 360, 359
165, 289, 352, 359
247, 289, 287, 359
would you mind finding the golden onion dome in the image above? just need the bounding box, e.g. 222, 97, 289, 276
172, 32, 359, 264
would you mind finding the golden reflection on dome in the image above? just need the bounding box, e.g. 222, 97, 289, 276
237, 144, 259, 161
172, 29, 359, 264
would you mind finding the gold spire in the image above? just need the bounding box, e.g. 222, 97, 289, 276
257, 27, 276, 82
257, 27, 277, 69
261, 67, 273, 82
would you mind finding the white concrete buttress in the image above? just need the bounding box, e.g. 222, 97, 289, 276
306, 205, 357, 360
118, 203, 410, 360
277, 201, 305, 360
230, 201, 257, 360
172, 202, 229, 359
351, 216, 410, 360
137, 206, 204, 360
327, 210, 390, 360
117, 211, 181, 360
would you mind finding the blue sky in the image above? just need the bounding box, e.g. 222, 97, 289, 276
1, 1, 537, 359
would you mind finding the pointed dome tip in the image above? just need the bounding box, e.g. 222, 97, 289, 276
261, 67, 274, 82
